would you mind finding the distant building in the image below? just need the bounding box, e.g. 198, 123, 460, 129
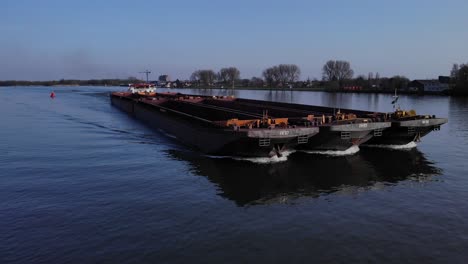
409, 80, 449, 93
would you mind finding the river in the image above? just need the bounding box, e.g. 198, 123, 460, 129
1, 86, 467, 263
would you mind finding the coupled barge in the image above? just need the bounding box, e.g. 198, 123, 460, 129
361, 110, 447, 145
110, 92, 319, 157
230, 98, 447, 146
194, 97, 391, 151
111, 92, 391, 153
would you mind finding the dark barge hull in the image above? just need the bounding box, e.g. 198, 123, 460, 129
233, 98, 446, 146
363, 118, 447, 145
300, 125, 376, 151
199, 97, 391, 151
110, 93, 319, 157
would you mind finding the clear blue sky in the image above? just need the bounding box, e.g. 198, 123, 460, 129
1, 0, 467, 81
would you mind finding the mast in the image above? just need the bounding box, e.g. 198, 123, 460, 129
139, 70, 151, 83
391, 88, 399, 110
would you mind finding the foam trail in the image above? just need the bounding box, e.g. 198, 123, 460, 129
207, 150, 295, 164
302, 145, 360, 156
364, 141, 417, 150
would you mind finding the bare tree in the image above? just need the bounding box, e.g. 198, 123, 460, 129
262, 64, 301, 88
458, 64, 468, 89
280, 64, 301, 84
218, 67, 240, 88
451, 63, 468, 94
262, 67, 279, 87
322, 61, 336, 81
390, 75, 410, 90
451, 64, 460, 79
322, 60, 354, 83
190, 69, 216, 87
217, 70, 228, 84
190, 70, 201, 82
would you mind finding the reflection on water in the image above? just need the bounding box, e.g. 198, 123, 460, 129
188, 88, 240, 98
162, 88, 450, 114
167, 148, 441, 206
264, 90, 296, 104
449, 96, 468, 132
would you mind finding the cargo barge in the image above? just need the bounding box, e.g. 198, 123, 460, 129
231, 98, 447, 146
195, 97, 391, 151
110, 92, 319, 157
358, 109, 447, 145
111, 91, 392, 154
110, 90, 446, 157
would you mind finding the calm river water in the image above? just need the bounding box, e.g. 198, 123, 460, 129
1, 86, 467, 263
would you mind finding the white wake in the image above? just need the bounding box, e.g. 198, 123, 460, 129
207, 150, 295, 164
301, 145, 360, 156
364, 141, 417, 150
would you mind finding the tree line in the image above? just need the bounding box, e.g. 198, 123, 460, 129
4, 60, 466, 95
450, 63, 468, 95
262, 64, 301, 88
190, 64, 302, 89
189, 61, 411, 92
190, 67, 240, 88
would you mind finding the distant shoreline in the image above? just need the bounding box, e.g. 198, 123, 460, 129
184, 86, 451, 96
1, 84, 453, 96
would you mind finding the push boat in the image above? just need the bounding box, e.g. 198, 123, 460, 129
128, 83, 156, 94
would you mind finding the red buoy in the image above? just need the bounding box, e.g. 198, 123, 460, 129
50, 92, 55, 98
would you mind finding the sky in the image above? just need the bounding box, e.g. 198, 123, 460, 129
1, 0, 468, 81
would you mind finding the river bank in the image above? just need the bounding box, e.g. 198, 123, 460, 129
1, 84, 454, 96
164, 86, 452, 96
